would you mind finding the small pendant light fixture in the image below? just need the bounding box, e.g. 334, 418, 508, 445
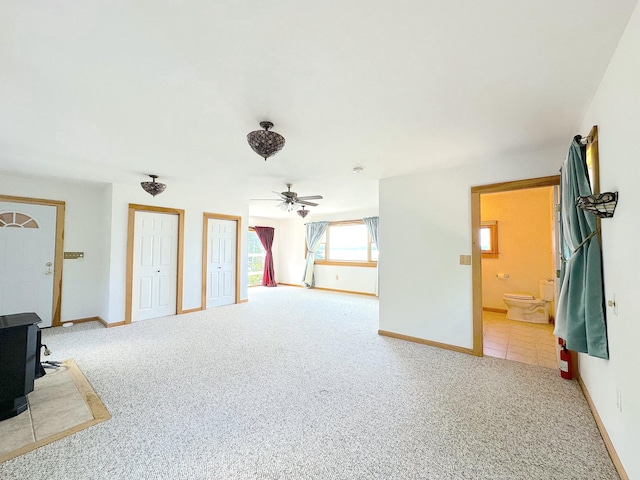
247, 121, 286, 161
297, 206, 310, 218
141, 175, 167, 197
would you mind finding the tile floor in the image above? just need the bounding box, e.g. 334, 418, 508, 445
482, 310, 558, 369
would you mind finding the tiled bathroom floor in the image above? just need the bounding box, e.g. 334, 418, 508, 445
482, 310, 558, 369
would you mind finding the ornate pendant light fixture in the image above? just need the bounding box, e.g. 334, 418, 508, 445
247, 121, 285, 161
141, 175, 166, 197
297, 206, 310, 218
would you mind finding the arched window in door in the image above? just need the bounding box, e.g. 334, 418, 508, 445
0, 212, 39, 228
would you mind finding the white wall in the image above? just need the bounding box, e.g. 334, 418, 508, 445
574, 2, 640, 477
379, 4, 640, 473
379, 146, 565, 347
277, 209, 379, 294
0, 175, 251, 325
106, 181, 249, 323
0, 174, 111, 321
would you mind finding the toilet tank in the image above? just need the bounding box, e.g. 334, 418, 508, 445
539, 280, 555, 301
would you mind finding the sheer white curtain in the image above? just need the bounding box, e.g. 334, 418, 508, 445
363, 216, 379, 296
302, 221, 329, 288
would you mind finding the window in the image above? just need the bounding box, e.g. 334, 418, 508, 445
0, 212, 39, 228
313, 220, 377, 267
248, 228, 266, 286
480, 220, 498, 258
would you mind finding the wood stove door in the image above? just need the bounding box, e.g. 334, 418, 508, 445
0, 202, 57, 327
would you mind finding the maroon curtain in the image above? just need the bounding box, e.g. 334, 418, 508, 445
253, 226, 277, 287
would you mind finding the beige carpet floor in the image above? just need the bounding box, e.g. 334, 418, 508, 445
0, 359, 110, 463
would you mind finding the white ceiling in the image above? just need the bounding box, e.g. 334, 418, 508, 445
1, 1, 637, 218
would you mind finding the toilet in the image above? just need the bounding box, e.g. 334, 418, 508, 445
503, 280, 555, 324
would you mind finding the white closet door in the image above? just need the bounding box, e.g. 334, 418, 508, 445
132, 211, 178, 322
206, 218, 236, 308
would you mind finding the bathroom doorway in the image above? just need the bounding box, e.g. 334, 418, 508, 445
470, 176, 560, 367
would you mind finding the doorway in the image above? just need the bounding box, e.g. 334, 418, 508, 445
470, 176, 560, 356
126, 204, 185, 324
201, 213, 241, 309
0, 195, 65, 328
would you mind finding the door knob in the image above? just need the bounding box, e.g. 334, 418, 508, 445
45, 262, 53, 276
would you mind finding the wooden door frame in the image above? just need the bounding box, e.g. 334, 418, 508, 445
0, 195, 65, 328
201, 213, 242, 309
125, 204, 185, 324
470, 175, 560, 356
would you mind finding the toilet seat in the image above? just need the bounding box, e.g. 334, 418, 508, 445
504, 293, 536, 301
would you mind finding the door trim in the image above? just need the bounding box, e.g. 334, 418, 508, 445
470, 175, 560, 356
0, 195, 65, 327
201, 213, 242, 309
125, 204, 185, 324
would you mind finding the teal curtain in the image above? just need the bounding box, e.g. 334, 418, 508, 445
302, 221, 329, 288
363, 216, 379, 296
554, 138, 608, 359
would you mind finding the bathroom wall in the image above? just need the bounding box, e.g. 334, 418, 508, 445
481, 187, 555, 310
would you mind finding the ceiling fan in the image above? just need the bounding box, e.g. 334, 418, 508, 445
252, 184, 323, 212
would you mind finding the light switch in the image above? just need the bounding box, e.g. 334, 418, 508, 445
459, 255, 471, 265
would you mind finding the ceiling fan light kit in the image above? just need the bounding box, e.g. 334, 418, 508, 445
247, 121, 286, 161
141, 175, 166, 197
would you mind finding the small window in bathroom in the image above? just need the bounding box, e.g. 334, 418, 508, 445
481, 221, 499, 258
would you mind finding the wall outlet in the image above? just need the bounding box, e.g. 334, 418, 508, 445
459, 255, 471, 265
607, 294, 619, 315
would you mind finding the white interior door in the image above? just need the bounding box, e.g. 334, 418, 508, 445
0, 202, 56, 327
206, 218, 236, 308
132, 211, 179, 322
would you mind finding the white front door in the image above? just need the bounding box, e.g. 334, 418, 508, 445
0, 202, 57, 327
206, 218, 236, 308
132, 211, 179, 322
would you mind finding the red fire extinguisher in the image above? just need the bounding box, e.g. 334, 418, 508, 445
558, 338, 572, 380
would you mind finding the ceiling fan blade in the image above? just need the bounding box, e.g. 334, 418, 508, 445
272, 191, 288, 200
296, 200, 318, 207
296, 195, 323, 200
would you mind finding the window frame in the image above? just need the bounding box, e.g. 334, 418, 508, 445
480, 220, 499, 259
312, 220, 378, 268
247, 227, 267, 287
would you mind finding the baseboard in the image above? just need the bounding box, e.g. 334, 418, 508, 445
181, 307, 201, 314
378, 330, 478, 356
482, 307, 507, 313
278, 283, 377, 297
577, 374, 628, 480
94, 317, 125, 328
60, 316, 100, 327
238, 299, 249, 303
58, 316, 126, 329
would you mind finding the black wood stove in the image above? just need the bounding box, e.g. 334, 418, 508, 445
0, 312, 43, 420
